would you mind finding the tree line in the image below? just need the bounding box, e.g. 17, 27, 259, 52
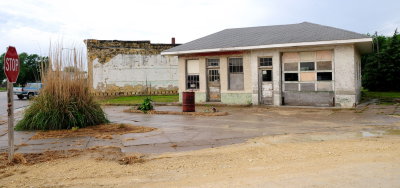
362, 30, 400, 91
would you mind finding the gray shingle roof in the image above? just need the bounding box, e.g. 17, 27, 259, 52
163, 22, 369, 53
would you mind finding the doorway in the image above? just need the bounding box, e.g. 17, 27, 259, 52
259, 69, 273, 105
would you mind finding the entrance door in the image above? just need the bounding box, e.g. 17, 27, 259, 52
207, 69, 221, 101
259, 69, 273, 105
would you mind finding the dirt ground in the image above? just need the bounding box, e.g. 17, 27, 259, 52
31, 123, 156, 140
1, 132, 399, 188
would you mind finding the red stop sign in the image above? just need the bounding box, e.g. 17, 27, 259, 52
4, 46, 20, 83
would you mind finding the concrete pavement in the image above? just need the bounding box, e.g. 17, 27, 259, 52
0, 104, 399, 154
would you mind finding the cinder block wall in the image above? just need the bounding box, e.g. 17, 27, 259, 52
85, 39, 179, 93
334, 44, 358, 107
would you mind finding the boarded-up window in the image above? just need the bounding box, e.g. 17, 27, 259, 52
229, 58, 244, 90
300, 72, 315, 81
187, 60, 199, 74
285, 83, 298, 91
317, 82, 332, 91
300, 83, 315, 91
317, 61, 332, 70
284, 63, 298, 71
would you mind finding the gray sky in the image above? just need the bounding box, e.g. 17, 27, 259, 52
0, 0, 399, 55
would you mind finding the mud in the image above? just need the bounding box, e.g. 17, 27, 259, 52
31, 123, 156, 140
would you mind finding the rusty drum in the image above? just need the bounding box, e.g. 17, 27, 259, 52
182, 92, 195, 112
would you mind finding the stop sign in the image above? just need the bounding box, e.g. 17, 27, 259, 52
4, 46, 20, 83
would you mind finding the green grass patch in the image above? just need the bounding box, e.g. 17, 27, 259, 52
0, 87, 6, 92
362, 90, 400, 105
100, 95, 179, 105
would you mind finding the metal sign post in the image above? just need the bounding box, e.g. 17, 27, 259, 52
4, 46, 20, 162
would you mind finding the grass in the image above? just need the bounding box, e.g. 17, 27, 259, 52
100, 95, 178, 105
0, 87, 6, 92
362, 90, 400, 105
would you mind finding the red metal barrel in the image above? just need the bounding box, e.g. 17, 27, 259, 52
182, 92, 195, 112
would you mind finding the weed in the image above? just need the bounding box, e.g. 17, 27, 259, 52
137, 97, 154, 113
71, 126, 79, 131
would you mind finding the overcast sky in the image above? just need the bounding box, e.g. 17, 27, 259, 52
0, 0, 399, 55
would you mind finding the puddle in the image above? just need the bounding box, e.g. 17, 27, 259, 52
360, 131, 385, 137
360, 129, 400, 137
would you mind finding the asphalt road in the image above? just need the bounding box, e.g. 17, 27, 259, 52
0, 91, 30, 116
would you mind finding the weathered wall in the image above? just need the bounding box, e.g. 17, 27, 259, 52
85, 39, 179, 93
334, 44, 357, 107
175, 44, 359, 107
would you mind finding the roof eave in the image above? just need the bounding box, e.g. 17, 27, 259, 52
161, 38, 372, 55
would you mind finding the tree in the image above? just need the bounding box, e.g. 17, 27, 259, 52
0, 52, 48, 86
362, 30, 400, 91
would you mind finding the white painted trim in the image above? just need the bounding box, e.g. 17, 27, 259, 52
161, 38, 372, 55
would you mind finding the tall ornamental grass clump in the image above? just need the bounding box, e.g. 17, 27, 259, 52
15, 45, 109, 130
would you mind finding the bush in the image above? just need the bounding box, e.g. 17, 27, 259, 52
137, 97, 153, 113
15, 46, 109, 130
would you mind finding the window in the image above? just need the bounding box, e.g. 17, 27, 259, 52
284, 62, 298, 71
300, 83, 315, 91
285, 83, 298, 91
186, 60, 200, 89
259, 57, 272, 67
317, 72, 332, 81
300, 62, 315, 71
207, 59, 219, 67
228, 58, 244, 90
261, 70, 272, 81
285, 73, 298, 81
187, 75, 199, 89
208, 69, 220, 82
317, 61, 332, 70
229, 58, 243, 73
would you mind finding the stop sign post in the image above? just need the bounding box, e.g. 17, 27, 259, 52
4, 46, 19, 162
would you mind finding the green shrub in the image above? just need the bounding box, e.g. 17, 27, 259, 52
137, 97, 153, 113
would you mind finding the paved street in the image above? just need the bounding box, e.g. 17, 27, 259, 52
0, 91, 30, 116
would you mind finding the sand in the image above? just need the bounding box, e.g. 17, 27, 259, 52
1, 133, 399, 187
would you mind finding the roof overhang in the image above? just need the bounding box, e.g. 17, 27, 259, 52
161, 38, 373, 55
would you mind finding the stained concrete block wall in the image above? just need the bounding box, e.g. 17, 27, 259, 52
178, 52, 252, 104
334, 44, 357, 107
85, 39, 179, 93
92, 54, 178, 91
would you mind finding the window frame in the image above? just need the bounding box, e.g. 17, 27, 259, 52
282, 51, 334, 92
228, 57, 244, 91
258, 57, 273, 67
206, 58, 220, 68
186, 59, 200, 90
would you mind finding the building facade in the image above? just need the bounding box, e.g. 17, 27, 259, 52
85, 39, 179, 93
162, 22, 372, 107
